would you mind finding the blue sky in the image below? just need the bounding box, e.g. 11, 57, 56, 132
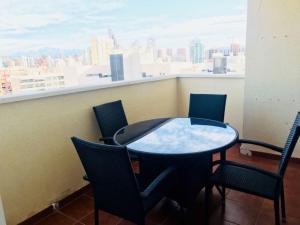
0, 0, 247, 55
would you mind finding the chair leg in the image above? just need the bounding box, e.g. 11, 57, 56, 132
220, 151, 226, 205
281, 183, 286, 223
274, 199, 280, 225
215, 185, 226, 204
222, 187, 226, 206
220, 151, 226, 161
94, 208, 99, 225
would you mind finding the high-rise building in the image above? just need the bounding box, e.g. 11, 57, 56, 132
90, 37, 114, 66
108, 29, 119, 49
110, 54, 124, 81
90, 38, 99, 65
221, 47, 230, 56
9, 74, 66, 93
213, 56, 227, 74
208, 49, 218, 60
166, 48, 173, 57
124, 51, 142, 80
230, 43, 241, 56
190, 39, 204, 64
176, 48, 187, 62
157, 49, 164, 59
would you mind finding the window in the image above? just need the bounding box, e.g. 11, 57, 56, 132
0, 0, 247, 96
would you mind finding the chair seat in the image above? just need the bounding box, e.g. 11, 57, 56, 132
211, 163, 279, 199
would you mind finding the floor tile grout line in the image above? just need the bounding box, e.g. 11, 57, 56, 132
33, 211, 56, 225
68, 210, 98, 224
33, 192, 91, 224
56, 209, 83, 224
60, 193, 89, 209
57, 193, 95, 222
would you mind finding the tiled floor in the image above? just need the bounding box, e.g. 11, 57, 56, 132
32, 146, 300, 225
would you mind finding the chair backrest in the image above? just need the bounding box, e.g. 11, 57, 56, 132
278, 112, 300, 176
93, 100, 128, 141
71, 137, 144, 223
188, 94, 227, 122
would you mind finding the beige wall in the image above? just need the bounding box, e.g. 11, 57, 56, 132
177, 77, 245, 136
244, 0, 300, 156
0, 76, 246, 225
0, 78, 177, 225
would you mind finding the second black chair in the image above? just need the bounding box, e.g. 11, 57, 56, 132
72, 137, 178, 225
93, 100, 128, 145
188, 93, 227, 122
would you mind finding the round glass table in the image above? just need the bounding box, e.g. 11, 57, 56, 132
114, 117, 239, 207
114, 117, 239, 158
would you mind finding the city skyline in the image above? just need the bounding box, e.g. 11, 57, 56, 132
0, 0, 247, 56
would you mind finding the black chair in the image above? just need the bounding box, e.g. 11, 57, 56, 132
207, 112, 300, 225
188, 94, 227, 122
71, 137, 178, 225
188, 93, 228, 197
93, 100, 128, 145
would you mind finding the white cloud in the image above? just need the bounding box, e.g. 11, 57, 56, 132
0, 0, 125, 30
0, 13, 70, 30
0, 1, 247, 55
117, 15, 247, 48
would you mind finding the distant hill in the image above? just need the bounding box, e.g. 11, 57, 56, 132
10, 48, 84, 58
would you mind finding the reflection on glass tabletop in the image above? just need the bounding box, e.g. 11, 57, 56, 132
116, 118, 238, 156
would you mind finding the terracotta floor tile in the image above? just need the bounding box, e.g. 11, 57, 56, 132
284, 195, 300, 219
256, 209, 300, 225
226, 190, 264, 208
35, 212, 76, 225
60, 195, 94, 220
80, 211, 121, 225
261, 194, 300, 220
211, 199, 261, 225
84, 187, 94, 198
30, 148, 300, 225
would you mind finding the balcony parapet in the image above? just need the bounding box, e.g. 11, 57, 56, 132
0, 74, 244, 105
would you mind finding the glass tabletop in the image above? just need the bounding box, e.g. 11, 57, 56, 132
114, 117, 239, 157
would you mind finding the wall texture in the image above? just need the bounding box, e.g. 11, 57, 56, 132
244, 0, 300, 156
177, 77, 245, 137
0, 78, 177, 225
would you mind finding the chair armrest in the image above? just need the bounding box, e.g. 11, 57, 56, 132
141, 166, 177, 199
213, 160, 282, 180
238, 139, 283, 153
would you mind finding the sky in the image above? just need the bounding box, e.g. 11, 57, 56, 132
0, 0, 247, 56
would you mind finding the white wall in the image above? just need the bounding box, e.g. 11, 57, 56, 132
244, 0, 300, 156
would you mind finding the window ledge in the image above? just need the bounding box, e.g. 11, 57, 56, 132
0, 74, 244, 104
